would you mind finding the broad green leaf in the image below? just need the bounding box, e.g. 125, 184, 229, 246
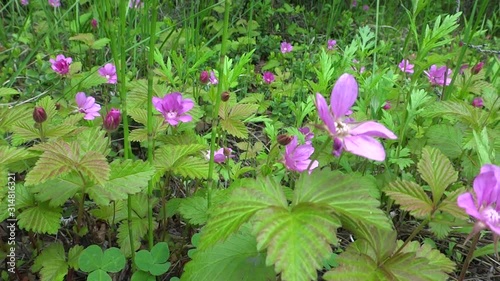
220, 117, 248, 138
25, 141, 79, 186
417, 146, 458, 204
172, 157, 209, 179
473, 128, 495, 165
91, 38, 111, 49
0, 87, 19, 97
0, 104, 32, 132
154, 144, 207, 179
200, 177, 288, 249
117, 217, 150, 257
79, 245, 103, 272
90, 200, 128, 223
438, 188, 469, 220
182, 226, 274, 281
384, 179, 433, 219
424, 101, 483, 129
178, 196, 208, 225
294, 170, 392, 230
68, 245, 84, 270
323, 250, 382, 280
36, 96, 57, 121
131, 271, 156, 281
0, 146, 34, 166
151, 242, 170, 264
134, 247, 170, 276
87, 270, 111, 281
44, 124, 76, 139
77, 127, 110, 156
69, 33, 95, 45
31, 173, 83, 207
253, 203, 340, 281
135, 250, 155, 272
426, 124, 463, 159
11, 121, 41, 143
15, 183, 35, 209
32, 243, 68, 281
18, 203, 62, 234
101, 248, 126, 273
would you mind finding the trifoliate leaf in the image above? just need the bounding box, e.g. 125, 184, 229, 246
178, 196, 208, 225
220, 117, 248, 138
426, 124, 463, 159
18, 203, 62, 234
79, 245, 103, 272
32, 243, 68, 281
384, 179, 433, 219
0, 146, 35, 166
31, 173, 83, 207
15, 183, 35, 209
78, 151, 110, 185
77, 127, 110, 156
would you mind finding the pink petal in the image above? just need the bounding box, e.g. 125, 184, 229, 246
75, 92, 87, 107
177, 115, 192, 123
152, 97, 163, 112
82, 97, 96, 110
315, 93, 337, 134
343, 135, 386, 161
330, 73, 358, 118
473, 171, 497, 206
181, 99, 195, 114
457, 192, 482, 220
349, 121, 397, 139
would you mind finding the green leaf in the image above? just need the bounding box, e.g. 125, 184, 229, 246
18, 203, 61, 234
293, 170, 392, 230
254, 203, 340, 281
417, 146, 458, 204
36, 96, 58, 122
79, 245, 103, 272
117, 217, 150, 257
15, 183, 35, 209
220, 117, 248, 138
32, 243, 68, 281
396, 240, 455, 275
199, 177, 288, 249
91, 38, 111, 49
154, 144, 208, 179
77, 127, 110, 156
31, 173, 83, 207
182, 226, 274, 281
11, 121, 41, 143
384, 179, 433, 219
426, 124, 463, 159
87, 270, 112, 281
69, 33, 95, 45
78, 151, 110, 185
131, 271, 156, 281
68, 245, 84, 270
134, 243, 170, 276
172, 157, 210, 179
101, 248, 126, 273
438, 188, 469, 220
178, 196, 208, 225
473, 127, 495, 165
0, 87, 19, 97
151, 242, 170, 264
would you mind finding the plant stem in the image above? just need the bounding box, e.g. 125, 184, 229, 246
458, 232, 480, 281
393, 217, 430, 256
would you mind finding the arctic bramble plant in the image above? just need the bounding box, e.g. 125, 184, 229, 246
48, 0, 60, 7
282, 136, 318, 174
398, 59, 414, 74
98, 63, 118, 84
103, 109, 121, 132
425, 65, 452, 86
315, 73, 397, 161
50, 54, 72, 75
75, 92, 101, 120
262, 71, 275, 84
153, 92, 194, 126
205, 148, 233, 163
280, 41, 293, 53
208, 71, 218, 85
327, 39, 336, 50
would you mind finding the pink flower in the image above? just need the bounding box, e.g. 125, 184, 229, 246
129, 0, 142, 8
472, 62, 484, 74
398, 59, 414, 74
315, 73, 397, 161
200, 71, 209, 84
263, 72, 275, 84
91, 19, 98, 29
75, 92, 101, 120
50, 54, 72, 75
382, 101, 391, 110
209, 71, 218, 85
283, 136, 318, 174
457, 164, 500, 245
352, 59, 365, 74
98, 63, 117, 84
103, 108, 121, 132
362, 4, 369, 11
424, 65, 452, 86
153, 92, 194, 126
21, 0, 29, 5
351, 0, 358, 7
472, 97, 484, 108
298, 127, 314, 144
327, 39, 337, 50
48, 0, 60, 7
459, 64, 469, 75
280, 42, 293, 54
206, 148, 234, 163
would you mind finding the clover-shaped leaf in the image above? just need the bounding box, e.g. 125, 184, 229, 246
78, 245, 126, 280
134, 242, 171, 276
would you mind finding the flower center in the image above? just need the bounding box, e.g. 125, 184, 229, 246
482, 207, 500, 225
166, 111, 178, 119
334, 121, 350, 136
106, 75, 110, 79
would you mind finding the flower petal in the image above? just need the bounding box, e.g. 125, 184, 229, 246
315, 93, 337, 135
349, 121, 397, 139
457, 192, 482, 220
75, 92, 87, 107
343, 135, 386, 161
330, 73, 358, 118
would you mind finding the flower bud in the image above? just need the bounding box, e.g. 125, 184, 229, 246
33, 107, 47, 123
223, 148, 232, 157
472, 97, 484, 108
277, 134, 293, 146
200, 70, 209, 84
91, 19, 98, 29
221, 91, 230, 102
471, 62, 484, 75
103, 108, 121, 132
382, 101, 391, 110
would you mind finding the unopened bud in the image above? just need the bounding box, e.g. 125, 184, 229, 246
103, 108, 121, 132
277, 134, 293, 146
91, 19, 98, 29
472, 97, 483, 108
33, 107, 47, 123
382, 101, 391, 110
221, 91, 230, 102
471, 62, 484, 75
199, 71, 209, 84
223, 148, 232, 156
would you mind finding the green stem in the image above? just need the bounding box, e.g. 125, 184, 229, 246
393, 217, 430, 257
458, 232, 480, 281
207, 0, 231, 209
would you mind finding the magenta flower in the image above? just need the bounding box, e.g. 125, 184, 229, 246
50, 54, 72, 75
129, 0, 142, 8
103, 108, 121, 132
75, 92, 101, 120
283, 136, 318, 174
472, 97, 484, 108
280, 42, 293, 54
472, 62, 484, 74
299, 127, 314, 144
21, 0, 29, 5
362, 4, 369, 11
209, 71, 218, 85
98, 63, 117, 84
205, 148, 234, 163
48, 0, 60, 7
352, 59, 365, 74
200, 71, 209, 84
457, 164, 500, 245
263, 72, 275, 84
327, 39, 337, 50
315, 73, 397, 161
398, 59, 414, 74
91, 19, 98, 29
424, 65, 452, 86
153, 92, 194, 126
382, 101, 391, 110
459, 64, 469, 75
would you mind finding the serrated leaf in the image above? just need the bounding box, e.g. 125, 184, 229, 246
0, 87, 19, 97
69, 33, 95, 45
417, 147, 458, 204
31, 173, 83, 207
154, 144, 207, 179
200, 177, 288, 249
91, 38, 110, 49
182, 226, 274, 281
90, 200, 127, 223
253, 203, 339, 281
426, 124, 463, 159
438, 188, 469, 219
0, 105, 32, 132
78, 151, 110, 185
68, 245, 84, 270
384, 179, 433, 219
178, 196, 208, 225
397, 240, 455, 274
11, 120, 41, 142
293, 170, 392, 230
77, 127, 110, 156
18, 203, 62, 234
32, 243, 68, 281
15, 183, 35, 209
172, 157, 209, 179
220, 117, 248, 138
44, 124, 76, 139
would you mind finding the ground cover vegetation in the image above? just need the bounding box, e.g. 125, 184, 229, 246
0, 0, 499, 280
